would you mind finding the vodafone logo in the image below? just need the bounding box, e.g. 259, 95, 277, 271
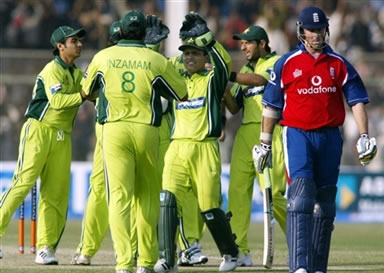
311, 75, 322, 86
297, 75, 336, 95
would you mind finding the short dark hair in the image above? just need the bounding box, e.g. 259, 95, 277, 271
121, 28, 146, 40
255, 39, 271, 53
52, 38, 66, 56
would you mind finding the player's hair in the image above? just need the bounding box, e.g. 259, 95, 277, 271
121, 28, 146, 40
52, 38, 66, 56
255, 40, 271, 53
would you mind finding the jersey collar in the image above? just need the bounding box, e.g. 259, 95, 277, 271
54, 56, 75, 70
117, 39, 146, 47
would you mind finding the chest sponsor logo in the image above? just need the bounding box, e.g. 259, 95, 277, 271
176, 96, 205, 110
244, 86, 264, 98
297, 75, 336, 95
50, 83, 62, 94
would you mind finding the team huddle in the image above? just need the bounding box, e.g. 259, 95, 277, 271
0, 6, 377, 273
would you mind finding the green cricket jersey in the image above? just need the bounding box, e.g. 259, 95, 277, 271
82, 40, 187, 126
171, 40, 231, 141
231, 52, 280, 124
25, 56, 84, 133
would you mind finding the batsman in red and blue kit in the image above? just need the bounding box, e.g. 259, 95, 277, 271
253, 6, 377, 273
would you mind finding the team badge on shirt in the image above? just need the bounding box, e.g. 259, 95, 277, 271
293, 69, 302, 78
50, 83, 62, 94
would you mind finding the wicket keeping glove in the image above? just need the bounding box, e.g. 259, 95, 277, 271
253, 142, 272, 173
356, 134, 377, 166
145, 15, 170, 49
179, 12, 213, 47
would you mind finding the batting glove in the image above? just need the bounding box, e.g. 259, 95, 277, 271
253, 142, 272, 173
145, 15, 170, 47
356, 134, 377, 166
179, 12, 210, 39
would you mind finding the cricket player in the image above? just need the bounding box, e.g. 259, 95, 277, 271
81, 10, 188, 273
0, 26, 86, 264
224, 25, 287, 266
253, 6, 377, 273
146, 15, 208, 266
155, 12, 238, 273
71, 20, 139, 266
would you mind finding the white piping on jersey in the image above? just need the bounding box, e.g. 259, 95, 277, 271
150, 88, 156, 125
282, 126, 289, 179
207, 74, 214, 136
278, 50, 303, 89
39, 102, 50, 121
152, 76, 181, 101
327, 52, 349, 86
211, 46, 229, 81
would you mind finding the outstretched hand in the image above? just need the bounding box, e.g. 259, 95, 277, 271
179, 12, 209, 39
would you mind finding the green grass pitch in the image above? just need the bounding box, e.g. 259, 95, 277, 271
1, 220, 383, 272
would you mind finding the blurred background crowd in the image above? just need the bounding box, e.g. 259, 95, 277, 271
1, 0, 383, 170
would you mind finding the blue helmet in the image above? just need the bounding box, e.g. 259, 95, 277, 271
297, 6, 329, 29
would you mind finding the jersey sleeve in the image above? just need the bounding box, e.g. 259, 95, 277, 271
81, 55, 102, 98
152, 60, 187, 101
230, 83, 244, 108
342, 58, 369, 106
207, 40, 232, 99
43, 64, 83, 109
262, 56, 286, 110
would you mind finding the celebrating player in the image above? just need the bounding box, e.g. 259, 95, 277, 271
224, 25, 287, 266
0, 26, 86, 264
253, 6, 377, 273
154, 12, 238, 273
71, 20, 139, 266
81, 10, 188, 273
145, 15, 208, 267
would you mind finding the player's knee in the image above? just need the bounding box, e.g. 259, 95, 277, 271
287, 177, 317, 213
314, 185, 337, 218
160, 190, 177, 208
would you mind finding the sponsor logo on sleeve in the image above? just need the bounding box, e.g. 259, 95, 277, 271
50, 83, 62, 94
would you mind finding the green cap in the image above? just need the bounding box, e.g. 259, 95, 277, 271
178, 37, 207, 52
109, 21, 121, 44
233, 25, 269, 42
121, 10, 146, 33
50, 26, 86, 47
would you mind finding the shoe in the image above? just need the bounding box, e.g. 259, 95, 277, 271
178, 243, 208, 266
0, 249, 3, 259
219, 254, 237, 272
116, 270, 132, 273
294, 269, 308, 273
236, 252, 253, 266
35, 246, 58, 265
71, 252, 91, 265
314, 271, 324, 273
154, 258, 178, 273
136, 266, 154, 273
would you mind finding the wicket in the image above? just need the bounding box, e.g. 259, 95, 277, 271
18, 184, 37, 254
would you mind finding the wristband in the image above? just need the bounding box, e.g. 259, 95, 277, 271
260, 132, 272, 142
229, 71, 237, 82
195, 31, 213, 47
360, 133, 368, 138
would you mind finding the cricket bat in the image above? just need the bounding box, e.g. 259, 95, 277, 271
263, 167, 275, 269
